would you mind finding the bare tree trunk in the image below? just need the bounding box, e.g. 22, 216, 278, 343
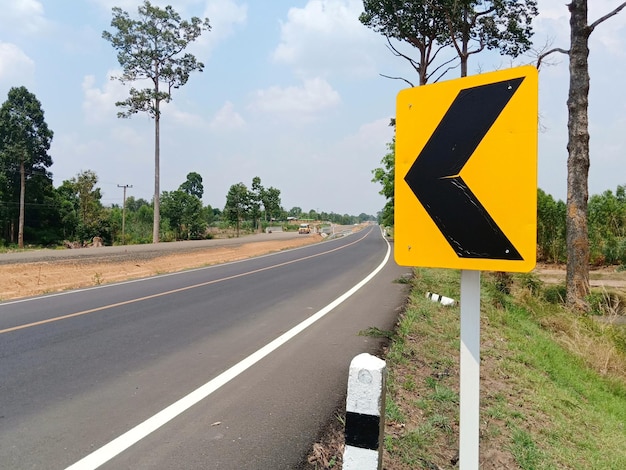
18, 159, 25, 249
565, 0, 591, 311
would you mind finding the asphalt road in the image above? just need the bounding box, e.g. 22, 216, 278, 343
0, 227, 410, 469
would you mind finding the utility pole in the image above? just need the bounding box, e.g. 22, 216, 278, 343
118, 184, 133, 244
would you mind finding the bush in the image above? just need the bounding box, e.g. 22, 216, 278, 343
543, 284, 566, 304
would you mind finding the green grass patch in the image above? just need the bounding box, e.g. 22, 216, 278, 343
383, 268, 626, 469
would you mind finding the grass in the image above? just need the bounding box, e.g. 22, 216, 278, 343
381, 268, 626, 470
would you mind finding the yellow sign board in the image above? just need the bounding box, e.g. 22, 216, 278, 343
395, 66, 538, 272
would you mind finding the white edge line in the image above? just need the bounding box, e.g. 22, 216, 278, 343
66, 230, 391, 470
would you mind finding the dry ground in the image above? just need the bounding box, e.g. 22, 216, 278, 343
0, 234, 323, 301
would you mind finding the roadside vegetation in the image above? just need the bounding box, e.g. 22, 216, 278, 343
308, 266, 626, 469
377, 267, 626, 469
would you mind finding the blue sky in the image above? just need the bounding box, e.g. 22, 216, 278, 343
0, 0, 624, 217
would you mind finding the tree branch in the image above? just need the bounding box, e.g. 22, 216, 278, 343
379, 73, 415, 88
589, 2, 626, 33
537, 47, 569, 70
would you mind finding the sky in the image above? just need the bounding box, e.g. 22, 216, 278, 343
0, 0, 624, 217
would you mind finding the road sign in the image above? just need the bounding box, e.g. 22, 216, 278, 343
395, 66, 538, 272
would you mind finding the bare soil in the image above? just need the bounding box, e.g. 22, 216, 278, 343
0, 234, 324, 301
534, 262, 626, 291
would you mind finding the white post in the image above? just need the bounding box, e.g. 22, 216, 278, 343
460, 269, 481, 469
343, 353, 386, 470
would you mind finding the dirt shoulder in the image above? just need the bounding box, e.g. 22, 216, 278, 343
534, 262, 626, 292
1, 233, 324, 301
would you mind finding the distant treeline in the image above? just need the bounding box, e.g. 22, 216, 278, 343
0, 168, 375, 248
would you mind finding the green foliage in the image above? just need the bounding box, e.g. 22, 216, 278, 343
179, 172, 204, 199
224, 182, 250, 237
56, 170, 109, 244
588, 187, 626, 265
371, 136, 395, 227
161, 189, 206, 240
360, 0, 452, 85
0, 86, 54, 247
537, 188, 567, 263
543, 283, 567, 305
445, 0, 539, 59
102, 1, 210, 120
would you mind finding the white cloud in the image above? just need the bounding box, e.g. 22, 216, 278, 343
272, 0, 380, 79
202, 0, 247, 43
81, 72, 129, 123
0, 43, 36, 89
249, 77, 340, 117
0, 0, 48, 35
209, 101, 245, 131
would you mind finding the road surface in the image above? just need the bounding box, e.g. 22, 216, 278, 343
0, 227, 410, 469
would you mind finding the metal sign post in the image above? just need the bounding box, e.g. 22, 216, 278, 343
460, 270, 481, 469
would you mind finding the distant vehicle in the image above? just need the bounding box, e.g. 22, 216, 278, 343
298, 223, 311, 234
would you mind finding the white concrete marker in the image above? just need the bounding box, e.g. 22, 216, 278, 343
426, 291, 457, 306
343, 353, 386, 470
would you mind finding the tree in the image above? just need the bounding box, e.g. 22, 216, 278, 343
179, 171, 204, 199
262, 186, 282, 221
57, 170, 108, 244
360, 0, 454, 85
250, 176, 263, 231
538, 1, 626, 310
103, 1, 210, 244
288, 207, 302, 219
443, 0, 538, 77
161, 189, 205, 240
0, 86, 53, 248
224, 183, 250, 237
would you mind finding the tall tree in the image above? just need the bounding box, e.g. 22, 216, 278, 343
250, 176, 263, 230
224, 182, 250, 237
538, 1, 626, 310
103, 1, 210, 244
0, 87, 53, 248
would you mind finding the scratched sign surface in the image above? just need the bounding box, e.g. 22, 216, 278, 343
394, 66, 538, 272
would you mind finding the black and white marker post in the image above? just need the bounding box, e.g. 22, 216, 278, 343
343, 353, 386, 470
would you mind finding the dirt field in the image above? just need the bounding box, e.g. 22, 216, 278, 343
0, 234, 324, 301
535, 262, 626, 292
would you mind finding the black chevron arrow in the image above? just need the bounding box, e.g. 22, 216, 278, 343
404, 77, 525, 260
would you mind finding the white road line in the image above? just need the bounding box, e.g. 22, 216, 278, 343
66, 230, 391, 470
